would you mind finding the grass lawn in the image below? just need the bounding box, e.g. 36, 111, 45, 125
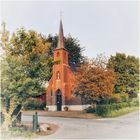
0, 122, 58, 139
104, 106, 139, 117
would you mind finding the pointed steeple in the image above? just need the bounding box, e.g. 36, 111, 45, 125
57, 19, 64, 48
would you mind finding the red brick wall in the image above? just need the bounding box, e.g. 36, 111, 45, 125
46, 48, 80, 106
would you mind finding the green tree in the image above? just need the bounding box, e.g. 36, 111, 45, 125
46, 34, 84, 70
1, 28, 52, 100
107, 53, 139, 94
0, 26, 52, 128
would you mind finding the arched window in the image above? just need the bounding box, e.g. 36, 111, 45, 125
56, 71, 60, 80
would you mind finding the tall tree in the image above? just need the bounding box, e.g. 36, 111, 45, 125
1, 28, 52, 100
107, 53, 139, 94
74, 55, 116, 104
0, 26, 53, 128
46, 34, 84, 70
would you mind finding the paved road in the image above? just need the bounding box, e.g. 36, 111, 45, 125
22, 111, 139, 139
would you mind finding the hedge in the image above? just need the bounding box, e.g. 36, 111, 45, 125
96, 99, 139, 116
99, 93, 129, 105
85, 98, 139, 116
23, 98, 46, 110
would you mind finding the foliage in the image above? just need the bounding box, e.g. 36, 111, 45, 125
85, 106, 96, 113
0, 24, 52, 128
120, 93, 129, 102
23, 98, 46, 110
109, 94, 121, 103
95, 98, 139, 117
46, 34, 84, 70
128, 90, 138, 98
1, 27, 52, 102
96, 103, 128, 116
103, 106, 139, 117
85, 97, 139, 116
107, 53, 139, 94
1, 127, 36, 138
99, 93, 129, 104
74, 54, 116, 104
128, 98, 139, 106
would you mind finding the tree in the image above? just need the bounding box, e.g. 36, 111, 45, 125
74, 55, 116, 104
107, 53, 139, 94
1, 28, 52, 99
0, 26, 52, 128
46, 34, 84, 70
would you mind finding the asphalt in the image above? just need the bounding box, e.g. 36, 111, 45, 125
22, 110, 139, 139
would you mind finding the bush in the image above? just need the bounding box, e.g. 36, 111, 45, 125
128, 91, 138, 98
23, 98, 46, 110
109, 94, 121, 103
96, 99, 139, 117
128, 98, 139, 107
99, 98, 109, 105
120, 93, 129, 102
107, 93, 134, 104
96, 105, 110, 116
85, 106, 96, 113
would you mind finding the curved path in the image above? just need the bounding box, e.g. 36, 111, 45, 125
22, 111, 139, 139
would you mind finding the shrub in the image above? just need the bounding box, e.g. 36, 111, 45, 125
23, 98, 46, 110
109, 94, 121, 103
120, 93, 129, 102
85, 106, 96, 113
96, 105, 110, 116
96, 100, 139, 117
128, 98, 139, 107
99, 98, 109, 105
128, 91, 138, 98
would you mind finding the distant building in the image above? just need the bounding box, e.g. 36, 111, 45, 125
46, 20, 83, 111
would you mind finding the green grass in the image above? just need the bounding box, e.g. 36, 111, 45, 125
102, 106, 139, 117
1, 127, 36, 139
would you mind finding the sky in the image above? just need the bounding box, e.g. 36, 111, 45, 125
0, 0, 139, 58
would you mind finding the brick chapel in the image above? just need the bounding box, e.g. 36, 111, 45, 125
46, 20, 82, 111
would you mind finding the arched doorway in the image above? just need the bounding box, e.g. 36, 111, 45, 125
56, 89, 62, 111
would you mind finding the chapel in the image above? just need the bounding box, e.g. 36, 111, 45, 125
46, 19, 82, 111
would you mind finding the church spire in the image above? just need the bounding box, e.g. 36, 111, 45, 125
57, 19, 64, 48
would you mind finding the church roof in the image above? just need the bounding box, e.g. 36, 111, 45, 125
57, 19, 65, 49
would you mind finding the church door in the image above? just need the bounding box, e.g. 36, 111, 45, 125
56, 89, 62, 111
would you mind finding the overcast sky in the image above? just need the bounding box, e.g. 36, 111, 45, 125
1, 0, 139, 58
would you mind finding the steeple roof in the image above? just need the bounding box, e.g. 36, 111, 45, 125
57, 19, 64, 48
